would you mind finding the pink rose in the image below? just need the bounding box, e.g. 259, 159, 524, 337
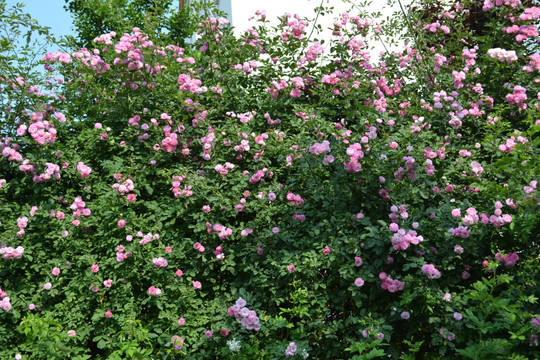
148, 286, 162, 295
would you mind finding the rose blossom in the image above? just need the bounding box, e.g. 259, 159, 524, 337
401, 311, 410, 319
148, 286, 162, 295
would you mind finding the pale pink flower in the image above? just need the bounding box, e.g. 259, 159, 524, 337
148, 286, 162, 295
152, 257, 168, 268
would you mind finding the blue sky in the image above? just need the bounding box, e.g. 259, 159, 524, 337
5, 0, 74, 38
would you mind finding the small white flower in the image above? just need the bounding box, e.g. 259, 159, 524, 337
227, 338, 241, 352
301, 349, 309, 359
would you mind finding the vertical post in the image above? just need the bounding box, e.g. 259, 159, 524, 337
179, 0, 185, 11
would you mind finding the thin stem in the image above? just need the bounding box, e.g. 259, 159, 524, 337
307, 0, 325, 42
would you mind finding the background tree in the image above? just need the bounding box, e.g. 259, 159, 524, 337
63, 0, 220, 48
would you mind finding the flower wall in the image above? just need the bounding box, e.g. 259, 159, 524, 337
0, 0, 539, 358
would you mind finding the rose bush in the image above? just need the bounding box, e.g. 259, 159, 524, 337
0, 0, 539, 358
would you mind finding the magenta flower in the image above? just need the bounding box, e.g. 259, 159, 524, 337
178, 317, 186, 326
354, 278, 365, 287
105, 310, 113, 318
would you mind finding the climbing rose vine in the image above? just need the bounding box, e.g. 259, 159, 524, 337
0, 0, 539, 358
